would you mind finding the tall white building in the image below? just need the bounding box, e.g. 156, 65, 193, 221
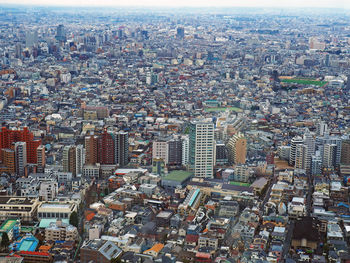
316, 121, 328, 136
289, 136, 303, 166
302, 129, 315, 172
76, 145, 85, 176
295, 144, 308, 170
189, 121, 215, 178
323, 144, 337, 168
15, 142, 27, 177
182, 135, 189, 166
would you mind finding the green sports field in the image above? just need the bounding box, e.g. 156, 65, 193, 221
280, 78, 327, 87
204, 107, 243, 113
229, 181, 251, 187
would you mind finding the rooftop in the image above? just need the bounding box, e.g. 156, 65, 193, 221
162, 170, 192, 182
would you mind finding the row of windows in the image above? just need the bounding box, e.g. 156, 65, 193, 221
38, 212, 69, 218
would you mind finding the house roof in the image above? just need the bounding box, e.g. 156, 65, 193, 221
144, 243, 164, 254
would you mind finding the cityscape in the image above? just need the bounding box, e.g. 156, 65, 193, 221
0, 3, 349, 263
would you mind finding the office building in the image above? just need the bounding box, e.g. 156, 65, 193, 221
341, 139, 350, 165
176, 27, 185, 39
25, 30, 38, 48
189, 121, 214, 178
56, 24, 66, 42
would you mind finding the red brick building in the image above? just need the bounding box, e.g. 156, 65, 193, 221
0, 127, 41, 164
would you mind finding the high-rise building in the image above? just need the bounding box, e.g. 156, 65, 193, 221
85, 134, 98, 165
176, 27, 185, 39
15, 142, 27, 177
227, 133, 247, 165
98, 129, 115, 165
0, 127, 41, 164
182, 135, 189, 166
167, 138, 182, 166
115, 132, 128, 167
311, 153, 322, 175
76, 145, 85, 175
316, 135, 342, 167
0, 149, 15, 174
63, 145, 77, 175
56, 24, 66, 42
216, 142, 228, 165
289, 136, 303, 166
152, 140, 168, 164
341, 139, 350, 165
189, 121, 214, 178
36, 145, 46, 173
323, 144, 337, 168
278, 145, 291, 161
295, 144, 308, 171
302, 129, 315, 172
25, 30, 38, 48
316, 121, 328, 136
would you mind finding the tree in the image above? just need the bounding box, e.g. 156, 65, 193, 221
1, 232, 9, 248
110, 258, 121, 263
69, 211, 79, 228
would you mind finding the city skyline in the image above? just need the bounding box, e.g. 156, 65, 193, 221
1, 0, 349, 8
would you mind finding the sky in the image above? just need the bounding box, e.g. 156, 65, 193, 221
0, 0, 349, 8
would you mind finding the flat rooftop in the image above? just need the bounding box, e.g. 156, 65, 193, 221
163, 170, 192, 182
40, 203, 72, 209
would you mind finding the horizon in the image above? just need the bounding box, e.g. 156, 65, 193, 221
0, 0, 349, 9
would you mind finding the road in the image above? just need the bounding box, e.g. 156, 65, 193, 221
281, 220, 295, 262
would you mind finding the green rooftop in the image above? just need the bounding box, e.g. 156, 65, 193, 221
0, 219, 18, 232
163, 171, 193, 182
229, 181, 251, 187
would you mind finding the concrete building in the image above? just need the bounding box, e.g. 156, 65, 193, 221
45, 220, 78, 242
15, 142, 27, 177
189, 121, 215, 178
36, 145, 46, 173
289, 136, 303, 166
37, 202, 77, 220
227, 132, 247, 165
0, 196, 39, 222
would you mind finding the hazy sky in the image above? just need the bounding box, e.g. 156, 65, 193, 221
1, 0, 349, 8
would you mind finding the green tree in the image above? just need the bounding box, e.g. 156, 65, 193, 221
110, 258, 121, 263
69, 211, 79, 228
1, 232, 9, 248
